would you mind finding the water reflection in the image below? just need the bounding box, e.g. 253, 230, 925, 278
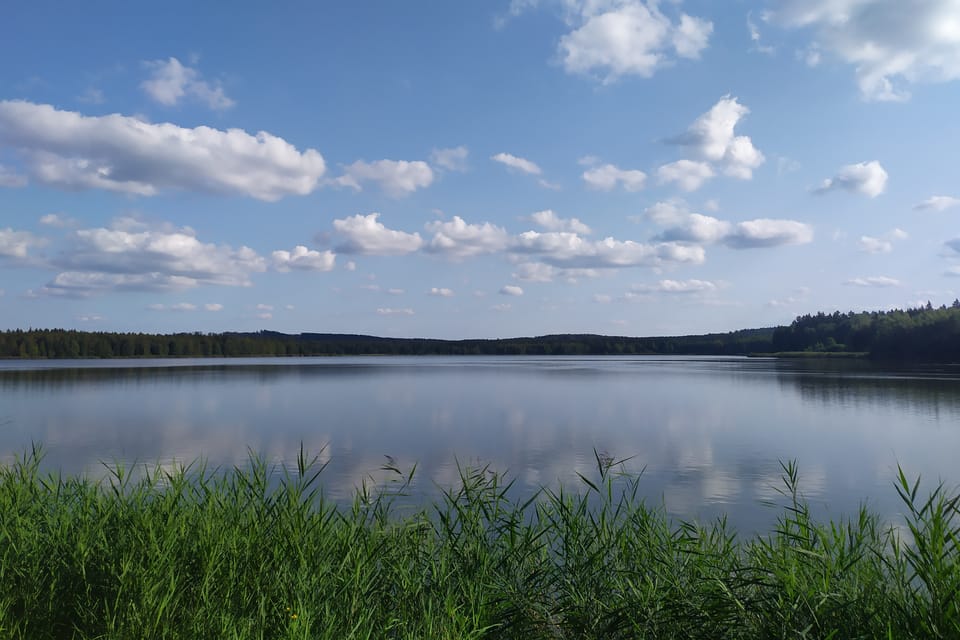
1, 356, 958, 533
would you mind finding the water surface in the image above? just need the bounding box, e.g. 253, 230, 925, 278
2, 355, 958, 533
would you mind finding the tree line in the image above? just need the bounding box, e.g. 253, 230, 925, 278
0, 328, 774, 359
771, 301, 960, 360
3, 302, 959, 361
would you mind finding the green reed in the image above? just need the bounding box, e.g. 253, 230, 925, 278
0, 446, 958, 639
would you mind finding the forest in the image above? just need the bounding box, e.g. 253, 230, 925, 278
2, 302, 959, 360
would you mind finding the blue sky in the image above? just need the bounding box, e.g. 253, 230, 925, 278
2, 0, 960, 338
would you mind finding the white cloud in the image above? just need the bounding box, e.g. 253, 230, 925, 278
387, 288, 405, 295
333, 213, 424, 255
526, 209, 592, 234
335, 159, 434, 197
38, 219, 265, 297
593, 294, 612, 303
0, 228, 41, 259
767, 0, 960, 101
632, 279, 719, 294
428, 287, 454, 297
376, 307, 414, 316
915, 195, 960, 212
0, 101, 325, 200
141, 57, 234, 110
257, 312, 273, 320
657, 213, 732, 244
345, 260, 357, 271
39, 213, 76, 228
492, 303, 512, 312
816, 161, 888, 198
491, 152, 541, 175
40, 272, 201, 297
272, 245, 336, 272
0, 164, 27, 187
511, 261, 602, 283
76, 314, 103, 322
641, 199, 693, 226
646, 201, 813, 249
558, 1, 712, 82
668, 96, 765, 179
656, 160, 714, 191
513, 230, 705, 268
205, 303, 223, 312
582, 163, 647, 191
858, 229, 906, 254
425, 216, 511, 258
723, 219, 814, 249
512, 262, 557, 282
430, 146, 469, 171
256, 304, 274, 311
500, 285, 525, 296
844, 276, 901, 287
859, 236, 893, 254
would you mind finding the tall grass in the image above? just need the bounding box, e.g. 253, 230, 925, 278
0, 446, 958, 639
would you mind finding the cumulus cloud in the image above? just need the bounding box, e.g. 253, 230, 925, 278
858, 229, 907, 254
513, 230, 705, 268
582, 163, 647, 191
334, 159, 434, 197
35, 218, 266, 297
333, 213, 424, 256
645, 200, 813, 249
141, 57, 234, 110
656, 160, 714, 191
766, 0, 960, 101
38, 272, 202, 298
526, 209, 592, 234
39, 213, 76, 228
500, 285, 525, 296
0, 164, 27, 187
0, 101, 325, 200
815, 161, 888, 198
205, 303, 223, 312
915, 195, 960, 212
376, 307, 414, 316
656, 213, 732, 244
491, 152, 541, 175
558, 1, 712, 82
511, 261, 602, 283
425, 216, 511, 259
428, 287, 454, 297
723, 219, 814, 249
844, 276, 901, 287
667, 96, 765, 180
0, 228, 42, 259
632, 279, 719, 293
430, 146, 469, 172
271, 245, 336, 272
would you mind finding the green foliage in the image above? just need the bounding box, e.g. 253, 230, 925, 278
772, 304, 960, 361
1, 448, 958, 638
0, 328, 775, 359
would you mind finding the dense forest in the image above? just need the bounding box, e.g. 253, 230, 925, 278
771, 301, 960, 360
3, 303, 960, 361
0, 328, 773, 359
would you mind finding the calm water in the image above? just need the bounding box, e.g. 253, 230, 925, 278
2, 355, 959, 533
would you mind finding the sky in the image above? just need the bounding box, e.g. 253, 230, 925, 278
2, 0, 960, 339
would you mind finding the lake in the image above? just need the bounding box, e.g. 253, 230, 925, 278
1, 355, 959, 534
